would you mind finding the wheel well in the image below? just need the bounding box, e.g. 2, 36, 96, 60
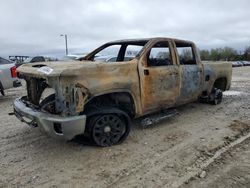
84, 92, 136, 118
213, 77, 227, 91
0, 81, 5, 96
0, 81, 3, 89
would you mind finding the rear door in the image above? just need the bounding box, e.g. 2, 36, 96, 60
138, 40, 180, 114
174, 41, 203, 104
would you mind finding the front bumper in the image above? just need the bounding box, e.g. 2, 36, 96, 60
13, 97, 86, 140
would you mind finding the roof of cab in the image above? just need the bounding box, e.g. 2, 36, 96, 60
106, 37, 193, 44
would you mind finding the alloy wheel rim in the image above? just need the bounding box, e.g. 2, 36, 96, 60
93, 114, 126, 146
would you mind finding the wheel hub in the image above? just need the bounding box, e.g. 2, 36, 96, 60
104, 126, 111, 133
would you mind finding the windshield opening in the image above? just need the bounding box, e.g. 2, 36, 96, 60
83, 40, 149, 63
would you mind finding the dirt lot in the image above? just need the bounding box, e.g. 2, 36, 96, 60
0, 67, 250, 188
184, 135, 250, 188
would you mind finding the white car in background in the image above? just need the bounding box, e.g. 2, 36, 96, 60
94, 55, 117, 62
0, 57, 21, 96
66, 54, 87, 60
94, 55, 135, 62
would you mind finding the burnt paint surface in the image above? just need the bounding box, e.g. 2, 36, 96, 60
139, 64, 180, 114
177, 65, 203, 104
17, 38, 232, 118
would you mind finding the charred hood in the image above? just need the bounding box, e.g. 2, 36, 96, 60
17, 60, 110, 78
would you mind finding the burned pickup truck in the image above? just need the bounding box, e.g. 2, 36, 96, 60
14, 38, 232, 146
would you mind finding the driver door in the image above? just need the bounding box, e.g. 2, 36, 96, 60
138, 40, 180, 114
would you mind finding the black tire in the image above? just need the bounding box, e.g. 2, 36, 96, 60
86, 112, 130, 147
210, 88, 223, 105
0, 81, 5, 96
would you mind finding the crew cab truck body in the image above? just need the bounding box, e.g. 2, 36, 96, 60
14, 38, 232, 146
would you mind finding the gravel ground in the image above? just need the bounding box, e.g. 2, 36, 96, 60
0, 67, 249, 188
184, 136, 250, 188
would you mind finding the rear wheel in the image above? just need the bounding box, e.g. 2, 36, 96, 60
87, 112, 130, 147
210, 88, 223, 105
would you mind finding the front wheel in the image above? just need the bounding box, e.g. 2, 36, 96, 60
87, 113, 130, 147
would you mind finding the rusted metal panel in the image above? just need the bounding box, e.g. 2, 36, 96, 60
177, 65, 203, 104
17, 37, 232, 119
139, 65, 180, 113
204, 61, 232, 90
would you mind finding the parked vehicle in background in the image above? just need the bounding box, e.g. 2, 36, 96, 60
14, 37, 232, 146
66, 54, 87, 60
232, 61, 240, 67
94, 55, 117, 62
237, 61, 244, 67
241, 61, 250, 66
94, 55, 135, 62
60, 56, 79, 61
9, 55, 29, 64
45, 57, 58, 62
0, 57, 21, 96
232, 61, 250, 67
15, 56, 46, 67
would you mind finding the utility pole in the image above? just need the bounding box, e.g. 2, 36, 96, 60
60, 34, 68, 55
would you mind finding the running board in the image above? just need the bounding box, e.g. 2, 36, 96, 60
141, 109, 179, 128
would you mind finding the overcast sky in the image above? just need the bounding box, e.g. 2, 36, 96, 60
0, 0, 249, 57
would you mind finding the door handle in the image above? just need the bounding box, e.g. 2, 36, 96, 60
144, 69, 149, 75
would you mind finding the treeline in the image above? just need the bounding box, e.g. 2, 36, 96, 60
199, 46, 250, 61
